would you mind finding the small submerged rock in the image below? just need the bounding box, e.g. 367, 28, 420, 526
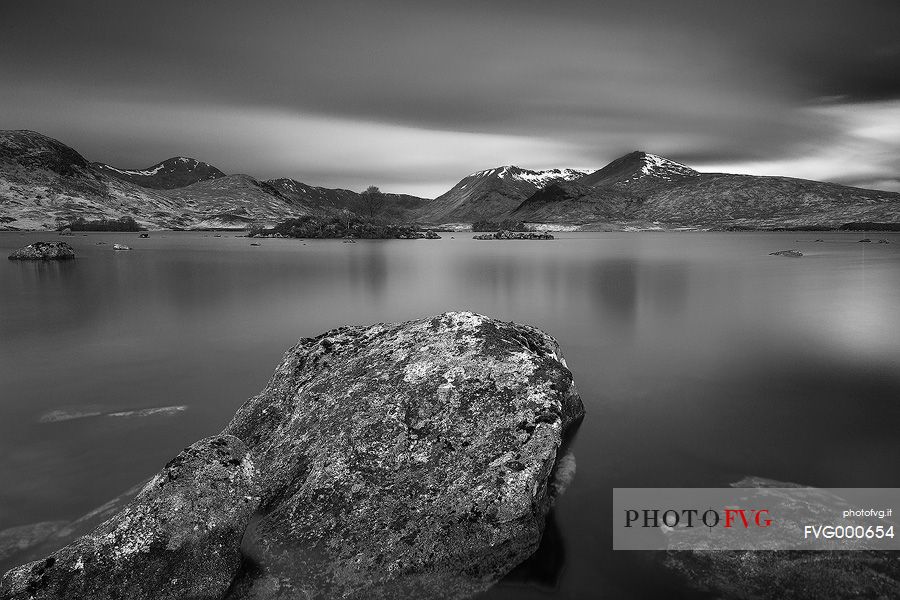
138, 233, 149, 238
112, 244, 131, 251
663, 476, 900, 599
769, 249, 803, 257
878, 238, 890, 244
38, 405, 188, 423
473, 230, 554, 240
7, 242, 75, 261
858, 238, 872, 243
249, 242, 261, 246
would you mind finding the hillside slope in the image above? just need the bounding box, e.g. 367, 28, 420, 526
160, 175, 315, 229
0, 130, 187, 229
638, 173, 900, 228
267, 179, 429, 222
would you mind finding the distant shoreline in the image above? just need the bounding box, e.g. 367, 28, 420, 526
3, 225, 899, 234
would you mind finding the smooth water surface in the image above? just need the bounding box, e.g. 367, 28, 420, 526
2, 231, 899, 596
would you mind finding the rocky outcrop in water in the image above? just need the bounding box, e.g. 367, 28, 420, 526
0, 436, 258, 600
473, 230, 554, 240
225, 311, 583, 599
1, 313, 582, 600
7, 242, 75, 260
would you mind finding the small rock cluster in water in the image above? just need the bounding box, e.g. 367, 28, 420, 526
769, 249, 803, 257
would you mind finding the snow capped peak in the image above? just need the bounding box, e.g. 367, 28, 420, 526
634, 152, 698, 180
468, 165, 588, 186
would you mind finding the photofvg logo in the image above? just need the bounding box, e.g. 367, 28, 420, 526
624, 507, 772, 530
613, 488, 900, 551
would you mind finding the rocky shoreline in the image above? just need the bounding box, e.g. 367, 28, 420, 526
1, 312, 584, 600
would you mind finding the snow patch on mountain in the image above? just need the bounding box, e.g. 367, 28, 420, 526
99, 157, 207, 177
472, 166, 588, 186
639, 153, 698, 180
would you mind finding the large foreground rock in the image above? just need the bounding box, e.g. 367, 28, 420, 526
225, 311, 583, 599
663, 477, 900, 599
1, 313, 582, 600
0, 436, 258, 600
7, 241, 75, 260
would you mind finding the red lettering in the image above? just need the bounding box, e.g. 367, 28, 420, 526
724, 509, 752, 528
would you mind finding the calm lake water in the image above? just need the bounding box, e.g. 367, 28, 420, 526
2, 231, 899, 596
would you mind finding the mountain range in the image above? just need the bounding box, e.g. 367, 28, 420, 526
1, 129, 898, 230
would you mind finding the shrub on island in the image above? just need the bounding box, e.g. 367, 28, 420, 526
60, 216, 144, 232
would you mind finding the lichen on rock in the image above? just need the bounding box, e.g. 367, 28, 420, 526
224, 311, 583, 599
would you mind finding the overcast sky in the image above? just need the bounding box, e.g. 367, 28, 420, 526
2, 0, 898, 197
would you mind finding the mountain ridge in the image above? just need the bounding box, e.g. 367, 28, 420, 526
94, 156, 226, 190
1, 129, 898, 230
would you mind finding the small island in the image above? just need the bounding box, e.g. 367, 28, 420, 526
473, 229, 554, 240
249, 216, 440, 240
8, 241, 76, 260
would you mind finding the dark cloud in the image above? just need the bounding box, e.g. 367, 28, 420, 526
2, 0, 898, 195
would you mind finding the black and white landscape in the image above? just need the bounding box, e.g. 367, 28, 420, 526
2, 2, 900, 600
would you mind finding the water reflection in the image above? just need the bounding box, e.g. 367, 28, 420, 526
497, 512, 566, 593
1, 231, 899, 599
590, 259, 638, 325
